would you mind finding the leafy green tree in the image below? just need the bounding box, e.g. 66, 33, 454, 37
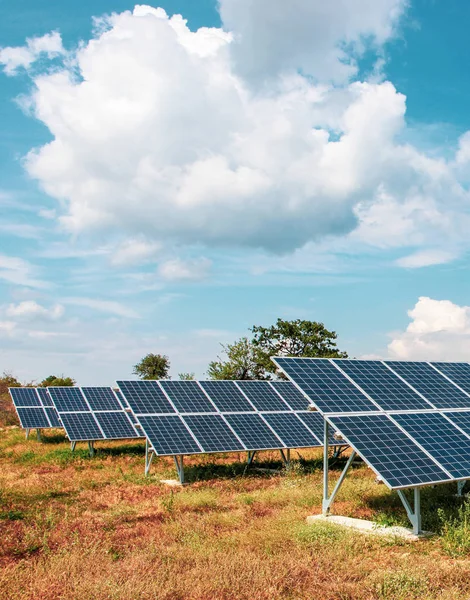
251, 318, 347, 377
178, 372, 195, 380
133, 353, 170, 380
207, 337, 268, 380
0, 372, 21, 395
40, 375, 76, 387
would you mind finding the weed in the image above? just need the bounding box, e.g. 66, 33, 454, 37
0, 509, 25, 520
438, 501, 470, 557
375, 570, 429, 599
161, 490, 175, 514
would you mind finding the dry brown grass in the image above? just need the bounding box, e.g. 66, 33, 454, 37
0, 423, 470, 599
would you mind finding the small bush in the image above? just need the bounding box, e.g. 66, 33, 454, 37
438, 501, 470, 557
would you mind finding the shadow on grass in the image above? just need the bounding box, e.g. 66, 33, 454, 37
41, 432, 68, 444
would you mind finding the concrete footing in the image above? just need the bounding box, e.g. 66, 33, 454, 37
160, 479, 185, 487
306, 514, 433, 540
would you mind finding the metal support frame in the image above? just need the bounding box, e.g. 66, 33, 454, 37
173, 455, 184, 484
247, 451, 257, 466
145, 438, 155, 476
88, 441, 95, 457
70, 441, 76, 452
397, 487, 422, 535
36, 428, 42, 442
457, 480, 467, 497
25, 428, 30, 440
279, 448, 291, 467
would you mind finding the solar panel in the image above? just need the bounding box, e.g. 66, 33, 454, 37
117, 380, 175, 414
94, 411, 140, 439
391, 412, 470, 480
262, 412, 321, 448
138, 415, 202, 455
36, 388, 52, 406
60, 413, 104, 441
199, 381, 255, 412
9, 387, 41, 407
431, 362, 470, 397
444, 411, 470, 437
327, 413, 451, 489
333, 360, 433, 411
182, 414, 245, 452
47, 387, 89, 412
385, 362, 470, 409
273, 358, 378, 413
224, 413, 284, 450
269, 381, 310, 411
160, 381, 216, 413
81, 387, 121, 411
16, 407, 51, 429
296, 411, 346, 446
235, 381, 290, 411
44, 407, 61, 427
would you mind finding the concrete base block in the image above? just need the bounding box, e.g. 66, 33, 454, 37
160, 479, 185, 487
306, 514, 433, 540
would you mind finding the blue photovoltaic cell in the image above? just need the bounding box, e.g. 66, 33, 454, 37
95, 411, 139, 439
17, 407, 51, 429
273, 358, 377, 413
160, 381, 216, 413
328, 414, 451, 488
81, 387, 121, 411
224, 413, 284, 450
296, 411, 346, 446
117, 381, 175, 415
235, 381, 289, 412
431, 363, 470, 398
269, 381, 310, 411
386, 362, 470, 409
60, 413, 104, 441
262, 412, 321, 448
334, 360, 433, 411
392, 412, 470, 480
47, 387, 89, 412
114, 389, 139, 425
182, 414, 245, 452
138, 415, 201, 455
9, 387, 41, 407
199, 381, 255, 412
444, 412, 470, 438
36, 388, 53, 406
44, 407, 61, 427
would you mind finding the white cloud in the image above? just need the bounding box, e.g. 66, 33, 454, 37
158, 257, 212, 281
388, 297, 470, 360
0, 31, 65, 75
6, 301, 64, 321
0, 321, 16, 336
63, 297, 140, 319
110, 237, 161, 267
395, 249, 458, 268
219, 0, 406, 84
0, 255, 48, 288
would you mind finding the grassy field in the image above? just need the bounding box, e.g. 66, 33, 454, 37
1, 408, 470, 599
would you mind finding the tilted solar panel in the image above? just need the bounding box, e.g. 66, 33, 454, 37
431, 362, 470, 396
333, 360, 433, 411
224, 413, 284, 450
10, 387, 61, 429
182, 414, 245, 452
81, 387, 121, 411
385, 362, 470, 409
16, 407, 51, 429
60, 413, 104, 441
269, 381, 310, 411
160, 381, 216, 413
262, 412, 321, 448
117, 380, 175, 414
47, 387, 89, 412
235, 381, 290, 412
296, 411, 347, 446
199, 381, 255, 412
392, 412, 470, 480
138, 415, 202, 456
273, 357, 378, 413
44, 407, 61, 427
10, 387, 41, 407
444, 411, 470, 437
327, 413, 451, 489
94, 411, 140, 439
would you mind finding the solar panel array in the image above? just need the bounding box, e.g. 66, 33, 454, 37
9, 387, 61, 430
272, 358, 470, 489
47, 387, 141, 442
117, 379, 346, 457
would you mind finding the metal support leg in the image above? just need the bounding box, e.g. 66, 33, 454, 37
25, 429, 30, 440
36, 429, 42, 442
145, 438, 155, 476
322, 449, 357, 515
323, 420, 329, 514
247, 451, 257, 466
70, 441, 76, 452
88, 441, 95, 457
173, 455, 184, 484
397, 487, 422, 535
457, 481, 466, 497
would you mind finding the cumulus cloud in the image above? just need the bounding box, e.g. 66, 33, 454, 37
0, 31, 65, 75
158, 257, 212, 281
388, 297, 470, 360
6, 301, 64, 321
110, 237, 162, 267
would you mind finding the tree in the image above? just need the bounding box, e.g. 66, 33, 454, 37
0, 372, 21, 395
178, 372, 195, 380
133, 353, 170, 380
40, 375, 76, 387
251, 318, 348, 377
207, 337, 268, 380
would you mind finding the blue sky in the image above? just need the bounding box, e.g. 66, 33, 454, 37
1, 0, 470, 384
